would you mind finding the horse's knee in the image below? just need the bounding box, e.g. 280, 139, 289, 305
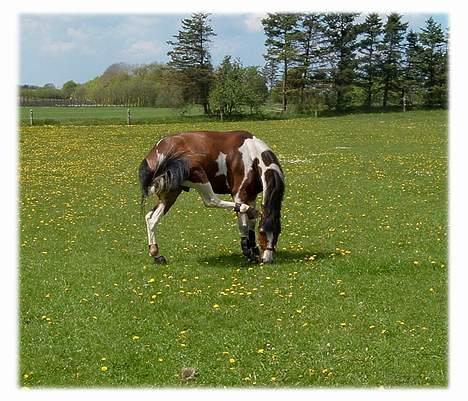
203, 197, 218, 208
145, 210, 154, 222
149, 244, 159, 257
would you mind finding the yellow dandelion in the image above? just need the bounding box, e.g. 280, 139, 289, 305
212, 304, 220, 309
257, 348, 265, 354
132, 335, 140, 341
229, 358, 236, 364
101, 366, 108, 372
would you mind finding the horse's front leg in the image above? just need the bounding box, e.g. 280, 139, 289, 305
236, 200, 260, 263
188, 181, 253, 213
145, 202, 167, 264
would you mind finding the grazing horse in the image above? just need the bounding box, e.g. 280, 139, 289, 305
139, 131, 284, 264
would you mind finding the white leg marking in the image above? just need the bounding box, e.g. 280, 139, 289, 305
262, 232, 275, 263
145, 203, 165, 245
237, 212, 249, 237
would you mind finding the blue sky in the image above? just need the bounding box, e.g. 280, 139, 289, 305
20, 13, 448, 87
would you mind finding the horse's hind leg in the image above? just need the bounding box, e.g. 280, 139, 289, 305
145, 189, 181, 264
145, 203, 167, 264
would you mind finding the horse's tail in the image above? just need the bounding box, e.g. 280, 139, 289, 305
260, 164, 285, 235
139, 158, 154, 215
138, 148, 190, 214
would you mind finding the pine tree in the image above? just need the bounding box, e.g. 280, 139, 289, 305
262, 13, 301, 111
379, 13, 408, 108
261, 58, 279, 92
357, 13, 383, 110
167, 13, 216, 114
321, 13, 360, 112
419, 17, 448, 107
295, 13, 324, 109
402, 30, 422, 107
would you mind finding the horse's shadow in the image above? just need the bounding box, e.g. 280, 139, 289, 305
197, 249, 335, 267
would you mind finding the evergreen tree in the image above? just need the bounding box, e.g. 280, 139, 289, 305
261, 58, 279, 92
357, 13, 383, 110
321, 13, 360, 112
419, 17, 448, 107
167, 13, 216, 114
379, 13, 408, 108
295, 13, 324, 109
402, 30, 422, 107
262, 13, 301, 111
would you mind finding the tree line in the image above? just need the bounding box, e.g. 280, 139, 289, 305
19, 12, 448, 116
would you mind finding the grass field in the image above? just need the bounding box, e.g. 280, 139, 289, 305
19, 106, 206, 125
19, 110, 448, 387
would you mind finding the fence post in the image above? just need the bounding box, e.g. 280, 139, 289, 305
29, 109, 33, 126
402, 94, 406, 113
127, 108, 131, 125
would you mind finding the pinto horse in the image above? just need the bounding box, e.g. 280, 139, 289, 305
139, 131, 284, 264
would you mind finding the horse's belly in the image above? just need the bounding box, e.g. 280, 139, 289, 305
182, 175, 231, 195
210, 175, 231, 194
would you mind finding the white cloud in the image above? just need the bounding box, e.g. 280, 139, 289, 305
66, 26, 89, 41
243, 14, 266, 33
115, 16, 162, 37
21, 16, 51, 35
212, 38, 241, 60
41, 39, 75, 54
126, 40, 162, 56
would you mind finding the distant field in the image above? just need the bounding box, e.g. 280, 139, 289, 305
19, 106, 205, 124
19, 110, 448, 387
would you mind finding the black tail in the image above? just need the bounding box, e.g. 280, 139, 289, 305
139, 158, 154, 197
261, 169, 285, 234
139, 158, 154, 214
138, 151, 190, 212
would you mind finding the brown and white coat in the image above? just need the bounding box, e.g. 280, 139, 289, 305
139, 130, 284, 263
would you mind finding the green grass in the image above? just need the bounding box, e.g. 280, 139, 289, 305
19, 110, 448, 387
19, 105, 205, 125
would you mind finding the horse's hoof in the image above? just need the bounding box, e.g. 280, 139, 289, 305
154, 255, 167, 264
